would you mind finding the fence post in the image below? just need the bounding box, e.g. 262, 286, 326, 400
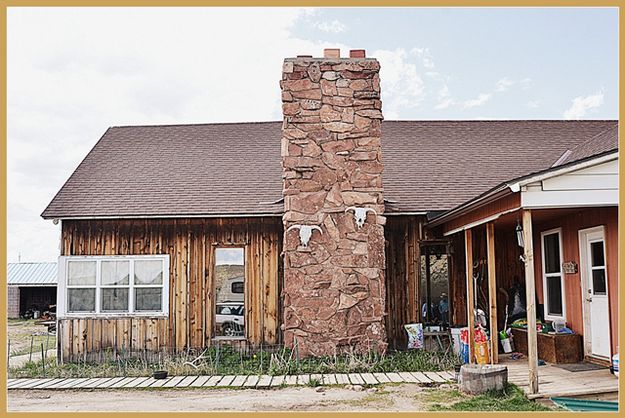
29, 335, 34, 363
41, 343, 45, 376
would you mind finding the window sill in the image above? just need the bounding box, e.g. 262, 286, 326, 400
58, 313, 169, 319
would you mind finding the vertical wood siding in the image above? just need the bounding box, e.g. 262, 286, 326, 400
58, 218, 282, 362
384, 216, 426, 350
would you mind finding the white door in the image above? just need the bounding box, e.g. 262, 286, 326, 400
579, 227, 611, 359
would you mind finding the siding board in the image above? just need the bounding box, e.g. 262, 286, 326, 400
58, 218, 282, 362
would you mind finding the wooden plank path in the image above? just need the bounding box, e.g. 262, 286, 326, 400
7, 370, 455, 391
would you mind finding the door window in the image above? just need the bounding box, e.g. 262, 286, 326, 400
214, 247, 245, 338
590, 240, 607, 295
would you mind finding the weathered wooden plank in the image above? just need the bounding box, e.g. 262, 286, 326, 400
177, 375, 199, 388
243, 375, 260, 387
203, 375, 223, 387
385, 372, 404, 383
371, 373, 390, 383
284, 375, 298, 386
522, 209, 539, 395
270, 375, 286, 387
162, 376, 185, 388
347, 374, 365, 385
465, 228, 476, 363
231, 375, 248, 387
360, 373, 379, 385
409, 372, 433, 383
257, 375, 272, 388
296, 375, 310, 385
397, 372, 418, 383
486, 222, 498, 364
334, 374, 350, 385
216, 375, 236, 387
424, 371, 446, 383
189, 376, 210, 387
321, 374, 337, 385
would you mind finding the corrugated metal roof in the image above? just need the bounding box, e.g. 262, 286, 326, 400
7, 262, 58, 286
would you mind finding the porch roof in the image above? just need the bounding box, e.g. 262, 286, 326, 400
428, 148, 618, 232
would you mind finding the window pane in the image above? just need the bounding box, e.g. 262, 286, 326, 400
546, 276, 563, 316
101, 261, 130, 286
68, 288, 96, 312
135, 260, 164, 285
215, 247, 245, 337
68, 261, 96, 286
231, 282, 244, 294
592, 269, 607, 295
135, 288, 162, 311
591, 241, 605, 267
543, 233, 561, 274
101, 288, 129, 312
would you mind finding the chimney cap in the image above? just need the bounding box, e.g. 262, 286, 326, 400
324, 48, 340, 58
349, 49, 366, 58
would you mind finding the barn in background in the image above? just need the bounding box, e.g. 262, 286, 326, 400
7, 262, 57, 319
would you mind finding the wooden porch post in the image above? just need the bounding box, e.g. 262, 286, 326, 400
486, 222, 498, 364
465, 228, 475, 363
522, 209, 539, 394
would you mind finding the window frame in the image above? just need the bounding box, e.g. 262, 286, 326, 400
212, 245, 246, 340
58, 255, 169, 318
540, 228, 566, 321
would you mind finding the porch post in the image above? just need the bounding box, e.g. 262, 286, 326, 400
486, 222, 498, 364
522, 209, 539, 394
464, 228, 475, 363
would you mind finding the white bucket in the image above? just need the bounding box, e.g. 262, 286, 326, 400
501, 337, 513, 353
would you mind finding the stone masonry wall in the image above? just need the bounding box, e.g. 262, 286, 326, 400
280, 56, 387, 356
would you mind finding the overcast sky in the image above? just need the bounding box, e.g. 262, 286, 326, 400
7, 7, 618, 263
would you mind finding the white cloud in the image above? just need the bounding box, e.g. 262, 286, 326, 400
495, 77, 532, 92
7, 7, 344, 262
434, 85, 456, 109
314, 19, 347, 33
463, 93, 492, 109
563, 90, 605, 119
373, 47, 425, 119
526, 100, 540, 108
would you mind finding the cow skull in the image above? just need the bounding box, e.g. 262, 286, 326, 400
286, 225, 323, 248
345, 207, 378, 228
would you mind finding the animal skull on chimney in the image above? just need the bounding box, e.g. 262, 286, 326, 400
345, 207, 378, 229
286, 225, 323, 248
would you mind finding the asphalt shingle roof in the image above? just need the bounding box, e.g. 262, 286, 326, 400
41, 120, 617, 219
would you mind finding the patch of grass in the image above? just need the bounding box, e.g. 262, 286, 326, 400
429, 384, 551, 412
9, 345, 457, 379
306, 378, 321, 387
422, 387, 465, 404
7, 319, 55, 357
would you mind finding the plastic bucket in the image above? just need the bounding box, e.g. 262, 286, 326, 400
501, 338, 513, 353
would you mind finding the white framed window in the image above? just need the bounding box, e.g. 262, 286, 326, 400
58, 255, 169, 317
540, 228, 566, 321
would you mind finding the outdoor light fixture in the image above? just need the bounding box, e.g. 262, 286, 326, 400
515, 221, 525, 248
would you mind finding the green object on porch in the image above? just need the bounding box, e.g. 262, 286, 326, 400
550, 397, 618, 412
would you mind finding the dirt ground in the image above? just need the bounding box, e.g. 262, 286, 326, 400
8, 384, 459, 412
7, 319, 55, 357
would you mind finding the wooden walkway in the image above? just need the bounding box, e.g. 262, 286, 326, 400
500, 355, 619, 400
7, 370, 455, 391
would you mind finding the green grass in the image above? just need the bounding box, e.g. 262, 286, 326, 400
7, 319, 55, 357
9, 345, 458, 379
429, 384, 551, 412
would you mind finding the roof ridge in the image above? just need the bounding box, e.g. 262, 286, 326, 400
109, 119, 618, 129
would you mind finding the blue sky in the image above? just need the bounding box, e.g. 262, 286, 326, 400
7, 7, 618, 262
291, 7, 618, 120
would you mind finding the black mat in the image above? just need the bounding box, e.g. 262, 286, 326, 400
553, 362, 608, 372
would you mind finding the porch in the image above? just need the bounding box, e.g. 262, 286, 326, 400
501, 354, 618, 401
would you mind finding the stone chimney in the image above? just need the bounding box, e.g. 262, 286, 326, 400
280, 49, 387, 356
